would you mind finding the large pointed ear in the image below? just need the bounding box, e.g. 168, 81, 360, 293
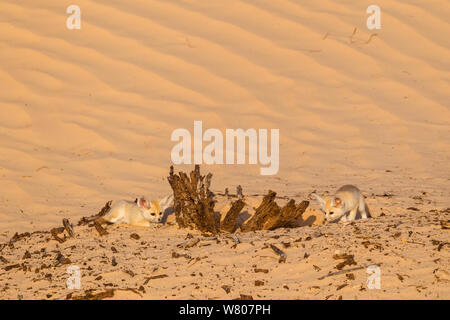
334, 197, 343, 207
311, 193, 326, 209
159, 193, 174, 211
137, 197, 151, 209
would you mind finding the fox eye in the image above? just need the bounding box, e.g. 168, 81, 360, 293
151, 213, 156, 216
330, 211, 334, 215
159, 212, 163, 216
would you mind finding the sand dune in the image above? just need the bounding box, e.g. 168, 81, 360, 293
0, 0, 449, 299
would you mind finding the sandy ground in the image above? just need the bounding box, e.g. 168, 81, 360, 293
0, 195, 449, 300
0, 0, 449, 299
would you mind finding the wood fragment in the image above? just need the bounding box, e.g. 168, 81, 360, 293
130, 233, 140, 240
437, 242, 449, 251
55, 252, 71, 266
241, 190, 308, 231
318, 266, 366, 280
94, 221, 108, 236
168, 165, 218, 234
123, 269, 135, 277
185, 238, 200, 248
236, 185, 243, 199
78, 201, 112, 226
336, 283, 348, 291
51, 227, 66, 243
171, 251, 192, 259
254, 280, 264, 286
221, 285, 231, 294
143, 274, 168, 285
346, 273, 355, 280
334, 254, 357, 270
270, 244, 287, 263
63, 218, 75, 237
231, 235, 240, 249
220, 199, 245, 233
71, 289, 115, 300
254, 268, 269, 273
4, 264, 21, 271
6, 232, 32, 249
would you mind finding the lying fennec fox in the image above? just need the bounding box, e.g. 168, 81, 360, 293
97, 194, 173, 227
311, 185, 370, 222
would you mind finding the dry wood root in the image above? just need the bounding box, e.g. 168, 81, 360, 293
168, 165, 219, 234
240, 190, 309, 232
168, 166, 309, 234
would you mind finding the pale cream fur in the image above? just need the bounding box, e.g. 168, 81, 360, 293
311, 185, 370, 222
102, 194, 173, 227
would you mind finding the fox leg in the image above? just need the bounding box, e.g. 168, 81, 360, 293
131, 219, 152, 227
359, 198, 368, 219
102, 209, 122, 224
347, 207, 358, 221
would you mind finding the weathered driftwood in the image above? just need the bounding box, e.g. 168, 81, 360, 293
168, 166, 309, 234
70, 289, 115, 300
94, 221, 108, 236
270, 244, 287, 263
78, 200, 112, 226
220, 199, 245, 233
168, 165, 218, 234
50, 227, 66, 243
240, 190, 309, 232
63, 218, 75, 237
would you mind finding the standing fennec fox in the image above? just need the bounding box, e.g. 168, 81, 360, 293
311, 185, 370, 222
97, 194, 173, 227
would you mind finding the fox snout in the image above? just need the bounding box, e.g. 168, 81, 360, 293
325, 209, 344, 222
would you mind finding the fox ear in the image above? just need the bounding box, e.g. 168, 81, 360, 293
311, 193, 326, 209
334, 197, 342, 207
159, 194, 174, 211
137, 197, 150, 209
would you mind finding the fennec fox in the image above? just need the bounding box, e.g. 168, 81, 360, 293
99, 194, 173, 227
311, 185, 370, 222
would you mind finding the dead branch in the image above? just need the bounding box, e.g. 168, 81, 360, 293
220, 199, 245, 233
78, 200, 112, 226
270, 244, 287, 263
168, 167, 308, 234
94, 221, 108, 236
62, 218, 75, 237
168, 165, 218, 234
241, 190, 309, 231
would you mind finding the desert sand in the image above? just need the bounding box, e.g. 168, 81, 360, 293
0, 0, 449, 299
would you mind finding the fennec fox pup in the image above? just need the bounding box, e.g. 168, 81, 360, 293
311, 185, 370, 222
98, 194, 173, 227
